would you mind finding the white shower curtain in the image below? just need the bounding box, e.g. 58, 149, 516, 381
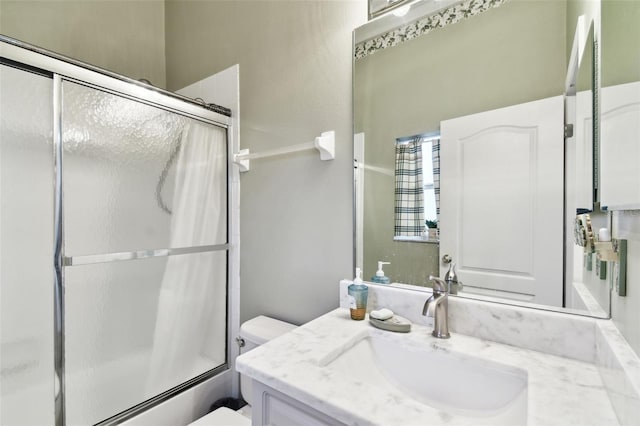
145, 121, 227, 396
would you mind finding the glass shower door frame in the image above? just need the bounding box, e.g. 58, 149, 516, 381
1, 36, 233, 426
54, 80, 231, 426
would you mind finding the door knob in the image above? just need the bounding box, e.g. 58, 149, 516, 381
442, 254, 452, 264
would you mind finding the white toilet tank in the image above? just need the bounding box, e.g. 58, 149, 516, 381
239, 315, 296, 405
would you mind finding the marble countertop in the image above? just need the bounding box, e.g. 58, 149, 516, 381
236, 308, 619, 426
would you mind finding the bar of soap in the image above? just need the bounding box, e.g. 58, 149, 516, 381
370, 308, 394, 320
369, 315, 411, 333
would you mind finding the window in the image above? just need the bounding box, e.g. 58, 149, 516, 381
394, 133, 439, 242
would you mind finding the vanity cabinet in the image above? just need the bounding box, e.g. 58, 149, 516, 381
252, 381, 346, 426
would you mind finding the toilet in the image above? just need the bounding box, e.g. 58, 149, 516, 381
189, 315, 297, 425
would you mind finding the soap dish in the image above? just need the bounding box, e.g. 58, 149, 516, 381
369, 315, 411, 333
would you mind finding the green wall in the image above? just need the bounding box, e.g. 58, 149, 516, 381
0, 0, 166, 88
601, 0, 640, 87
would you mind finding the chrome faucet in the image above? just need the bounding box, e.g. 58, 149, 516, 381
422, 276, 450, 339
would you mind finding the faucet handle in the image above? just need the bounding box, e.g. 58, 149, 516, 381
428, 276, 448, 293
444, 262, 458, 282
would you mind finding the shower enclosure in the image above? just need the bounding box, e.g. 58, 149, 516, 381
1, 37, 233, 425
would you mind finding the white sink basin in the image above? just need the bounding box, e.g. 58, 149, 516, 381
324, 333, 528, 425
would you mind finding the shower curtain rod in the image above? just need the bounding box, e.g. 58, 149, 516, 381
233, 130, 335, 172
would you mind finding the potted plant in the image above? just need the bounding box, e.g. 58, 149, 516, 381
425, 220, 438, 240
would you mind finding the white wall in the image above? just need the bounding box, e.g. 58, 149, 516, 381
165, 0, 368, 325
612, 212, 640, 355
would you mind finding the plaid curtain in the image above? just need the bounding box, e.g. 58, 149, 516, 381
395, 138, 424, 236
432, 138, 440, 220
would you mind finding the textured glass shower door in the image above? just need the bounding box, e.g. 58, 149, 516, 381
61, 81, 228, 425
0, 62, 55, 426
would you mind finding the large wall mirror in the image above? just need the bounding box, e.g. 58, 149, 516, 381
353, 0, 615, 317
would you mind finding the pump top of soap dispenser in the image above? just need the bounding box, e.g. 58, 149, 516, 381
375, 261, 390, 277
354, 268, 363, 284
372, 261, 391, 284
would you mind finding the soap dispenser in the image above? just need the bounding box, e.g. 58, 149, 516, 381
371, 261, 391, 284
347, 268, 368, 320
